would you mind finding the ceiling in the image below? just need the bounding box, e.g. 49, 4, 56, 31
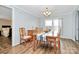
0, 5, 12, 20
13, 5, 79, 18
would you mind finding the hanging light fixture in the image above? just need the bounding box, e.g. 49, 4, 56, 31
42, 7, 52, 16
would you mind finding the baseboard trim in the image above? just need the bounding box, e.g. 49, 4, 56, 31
60, 36, 72, 40
60, 36, 76, 41
12, 42, 20, 47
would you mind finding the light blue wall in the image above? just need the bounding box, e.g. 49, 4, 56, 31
60, 12, 76, 40
62, 13, 73, 39
40, 18, 45, 28
12, 8, 38, 46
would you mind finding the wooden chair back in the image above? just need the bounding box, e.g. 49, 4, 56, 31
19, 28, 26, 38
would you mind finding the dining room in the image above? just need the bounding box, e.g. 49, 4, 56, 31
0, 5, 79, 54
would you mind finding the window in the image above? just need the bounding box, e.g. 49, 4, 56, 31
53, 19, 62, 28
44, 19, 62, 36
45, 20, 52, 26
45, 19, 62, 31
53, 19, 62, 35
53, 19, 59, 27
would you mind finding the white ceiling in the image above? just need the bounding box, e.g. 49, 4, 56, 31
0, 5, 12, 20
13, 5, 79, 18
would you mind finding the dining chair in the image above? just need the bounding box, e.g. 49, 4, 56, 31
46, 29, 60, 50
19, 27, 32, 44
1, 28, 10, 37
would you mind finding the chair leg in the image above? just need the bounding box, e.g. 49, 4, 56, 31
33, 40, 37, 51
33, 35, 36, 51
54, 39, 56, 50
24, 40, 27, 46
49, 42, 51, 49
58, 41, 60, 49
37, 40, 39, 46
20, 39, 21, 44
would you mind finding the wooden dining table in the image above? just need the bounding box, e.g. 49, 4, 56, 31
32, 31, 60, 51
32, 31, 44, 51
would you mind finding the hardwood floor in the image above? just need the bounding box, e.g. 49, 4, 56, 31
61, 38, 79, 54
0, 36, 12, 53
0, 37, 79, 54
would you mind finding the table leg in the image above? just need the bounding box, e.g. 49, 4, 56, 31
33, 35, 36, 51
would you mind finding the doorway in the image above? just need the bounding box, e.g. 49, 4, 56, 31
0, 5, 12, 53
75, 11, 79, 43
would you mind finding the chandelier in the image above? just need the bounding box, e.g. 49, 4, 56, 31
42, 7, 52, 16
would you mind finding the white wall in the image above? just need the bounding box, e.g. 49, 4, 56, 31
0, 19, 12, 30
12, 7, 39, 46
0, 5, 12, 32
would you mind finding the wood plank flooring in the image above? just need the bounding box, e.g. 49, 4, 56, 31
61, 38, 79, 54
0, 36, 79, 54
0, 36, 12, 53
